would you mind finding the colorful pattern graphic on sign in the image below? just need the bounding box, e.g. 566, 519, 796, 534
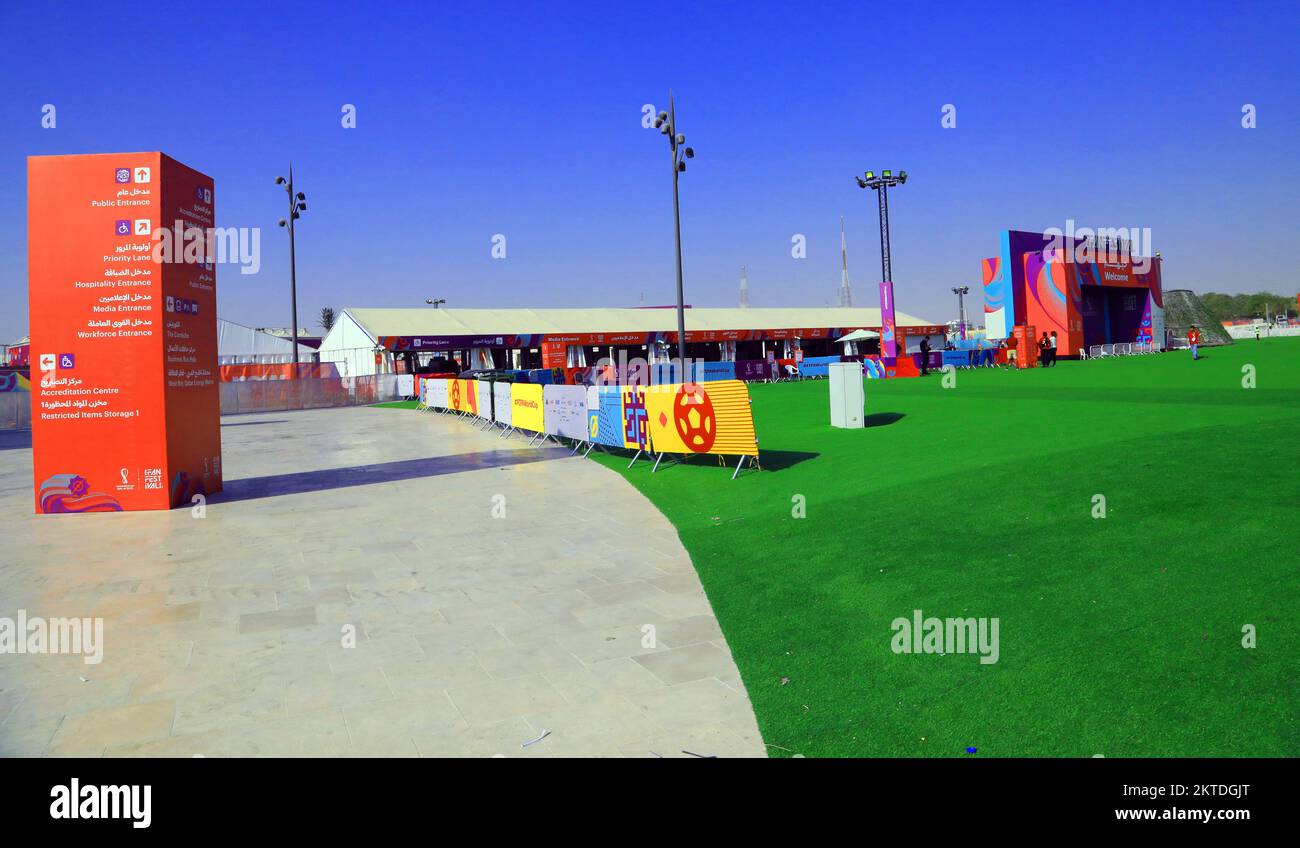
879, 281, 897, 360
586, 386, 600, 441
37, 473, 123, 513
593, 387, 623, 447
645, 380, 759, 456
981, 255, 1008, 339
621, 386, 649, 450
448, 378, 478, 414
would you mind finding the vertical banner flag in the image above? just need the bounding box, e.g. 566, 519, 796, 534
879, 280, 898, 360
644, 381, 759, 457
29, 152, 220, 512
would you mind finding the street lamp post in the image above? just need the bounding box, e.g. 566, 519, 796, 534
652, 93, 695, 366
275, 167, 307, 379
855, 169, 907, 359
951, 285, 970, 339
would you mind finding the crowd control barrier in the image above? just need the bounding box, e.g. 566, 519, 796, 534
418, 375, 761, 478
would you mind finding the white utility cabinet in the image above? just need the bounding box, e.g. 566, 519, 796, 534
828, 361, 865, 428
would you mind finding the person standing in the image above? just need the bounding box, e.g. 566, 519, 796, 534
919, 336, 932, 376
1188, 325, 1202, 360
1048, 331, 1059, 367
1038, 332, 1049, 367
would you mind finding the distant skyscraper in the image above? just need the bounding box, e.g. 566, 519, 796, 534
838, 216, 853, 307
739, 265, 750, 308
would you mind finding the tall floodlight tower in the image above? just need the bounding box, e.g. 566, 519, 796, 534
838, 216, 853, 307
854, 169, 907, 360
650, 92, 695, 363
739, 265, 750, 308
952, 285, 970, 339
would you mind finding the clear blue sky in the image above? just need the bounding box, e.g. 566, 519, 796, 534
2, 0, 1297, 344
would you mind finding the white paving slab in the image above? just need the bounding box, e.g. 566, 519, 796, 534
0, 406, 764, 757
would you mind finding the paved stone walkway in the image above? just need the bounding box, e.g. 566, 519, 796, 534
0, 406, 765, 757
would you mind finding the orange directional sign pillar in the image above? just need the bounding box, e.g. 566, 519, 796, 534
28, 152, 222, 512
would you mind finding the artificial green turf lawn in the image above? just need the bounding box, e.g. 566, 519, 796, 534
371, 400, 421, 409
591, 338, 1299, 757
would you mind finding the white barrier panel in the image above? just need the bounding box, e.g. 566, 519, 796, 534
543, 384, 589, 440
492, 381, 512, 425
397, 374, 415, 397
427, 377, 449, 410
477, 380, 493, 421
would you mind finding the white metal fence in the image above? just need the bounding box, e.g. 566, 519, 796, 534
0, 393, 30, 430
1085, 341, 1160, 359
1, 374, 404, 429
220, 374, 402, 415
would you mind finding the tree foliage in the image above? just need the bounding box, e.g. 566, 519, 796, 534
1199, 292, 1296, 322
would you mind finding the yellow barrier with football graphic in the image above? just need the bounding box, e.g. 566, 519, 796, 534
448, 378, 479, 414
644, 380, 759, 457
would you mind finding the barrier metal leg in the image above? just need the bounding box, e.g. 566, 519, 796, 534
583, 442, 596, 458
627, 449, 643, 468
731, 454, 749, 480
652, 452, 665, 473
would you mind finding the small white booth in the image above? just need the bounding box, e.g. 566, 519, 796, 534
828, 361, 865, 428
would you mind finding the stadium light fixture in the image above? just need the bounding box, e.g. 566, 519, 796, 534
276, 164, 308, 378
854, 168, 908, 285
650, 90, 695, 364
951, 285, 971, 339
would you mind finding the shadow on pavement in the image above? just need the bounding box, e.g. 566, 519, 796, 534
216, 447, 569, 502
0, 430, 32, 450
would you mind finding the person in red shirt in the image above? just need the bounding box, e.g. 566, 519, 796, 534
1188, 325, 1202, 360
